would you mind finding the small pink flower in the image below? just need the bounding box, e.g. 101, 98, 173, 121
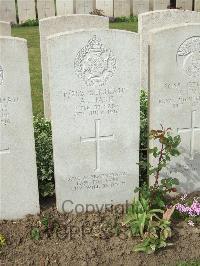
180, 194, 187, 201
188, 220, 194, 227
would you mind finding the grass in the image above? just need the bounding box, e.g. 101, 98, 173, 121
11, 21, 138, 116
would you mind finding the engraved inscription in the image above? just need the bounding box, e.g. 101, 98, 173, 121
74, 35, 117, 87
0, 65, 3, 85
61, 87, 126, 118
178, 110, 200, 160
177, 36, 200, 79
81, 119, 115, 171
0, 97, 19, 126
67, 172, 128, 191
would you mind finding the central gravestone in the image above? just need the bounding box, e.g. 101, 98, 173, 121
18, 0, 36, 23
47, 29, 140, 212
149, 23, 200, 193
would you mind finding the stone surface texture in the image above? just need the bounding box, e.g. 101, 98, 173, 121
0, 21, 11, 36
132, 0, 149, 15
56, 0, 74, 15
0, 0, 16, 23
114, 0, 130, 17
76, 0, 95, 14
37, 0, 55, 19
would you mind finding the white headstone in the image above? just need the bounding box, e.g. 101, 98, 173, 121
149, 23, 200, 193
0, 0, 16, 23
153, 0, 170, 10
18, 0, 36, 23
138, 10, 200, 90
0, 37, 40, 219
56, 0, 74, 15
39, 14, 109, 120
176, 0, 193, 10
47, 29, 140, 212
76, 0, 95, 14
195, 0, 200, 12
37, 0, 55, 19
96, 0, 113, 16
114, 0, 130, 17
132, 0, 149, 16
0, 21, 11, 36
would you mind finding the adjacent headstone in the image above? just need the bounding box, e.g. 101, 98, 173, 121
47, 29, 140, 212
0, 37, 40, 219
56, 0, 74, 15
132, 0, 149, 15
114, 0, 130, 17
39, 15, 109, 120
18, 0, 36, 23
0, 21, 11, 36
138, 10, 200, 90
195, 0, 200, 12
76, 0, 95, 14
0, 0, 16, 23
96, 0, 113, 16
153, 0, 170, 10
37, 0, 55, 19
176, 0, 193, 10
149, 23, 200, 193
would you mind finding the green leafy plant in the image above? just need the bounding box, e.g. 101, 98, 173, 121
0, 234, 6, 249
33, 116, 54, 198
124, 197, 163, 237
31, 228, 40, 241
134, 218, 173, 254
125, 127, 181, 254
20, 19, 39, 27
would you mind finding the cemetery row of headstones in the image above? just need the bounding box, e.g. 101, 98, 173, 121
0, 10, 200, 220
0, 0, 200, 24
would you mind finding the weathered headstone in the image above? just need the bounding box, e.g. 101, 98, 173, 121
56, 0, 74, 15
114, 0, 130, 17
39, 15, 109, 120
176, 0, 193, 10
37, 0, 55, 19
149, 23, 200, 193
96, 0, 113, 16
0, 37, 40, 219
0, 0, 16, 23
76, 0, 95, 14
153, 0, 170, 10
47, 29, 140, 212
0, 21, 11, 36
18, 0, 36, 23
138, 10, 200, 90
195, 0, 200, 12
132, 0, 149, 15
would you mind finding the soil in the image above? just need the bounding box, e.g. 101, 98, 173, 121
0, 194, 200, 266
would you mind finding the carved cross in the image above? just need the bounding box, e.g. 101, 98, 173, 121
81, 119, 114, 171
178, 110, 200, 159
44, 2, 50, 17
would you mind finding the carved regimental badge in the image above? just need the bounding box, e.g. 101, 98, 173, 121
177, 36, 200, 80
0, 65, 3, 85
74, 35, 117, 86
